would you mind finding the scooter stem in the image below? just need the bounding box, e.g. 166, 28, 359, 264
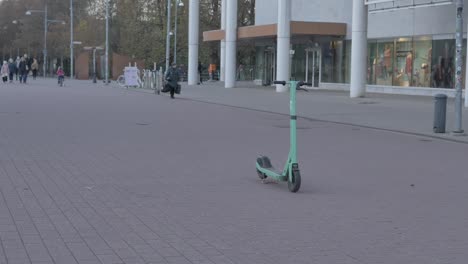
289, 81, 298, 164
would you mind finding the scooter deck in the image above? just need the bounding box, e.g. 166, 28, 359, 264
256, 156, 284, 177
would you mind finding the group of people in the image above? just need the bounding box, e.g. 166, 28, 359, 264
0, 55, 39, 84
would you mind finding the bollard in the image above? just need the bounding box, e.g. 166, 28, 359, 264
434, 94, 448, 133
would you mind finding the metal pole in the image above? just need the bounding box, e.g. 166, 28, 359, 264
220, 0, 226, 81
173, 1, 178, 65
165, 0, 172, 73
70, 0, 74, 79
43, 4, 48, 78
93, 49, 97, 83
454, 0, 464, 133
465, 18, 468, 108
105, 0, 109, 84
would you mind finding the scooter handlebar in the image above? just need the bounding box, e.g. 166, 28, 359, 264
298, 81, 312, 87
274, 80, 287, 86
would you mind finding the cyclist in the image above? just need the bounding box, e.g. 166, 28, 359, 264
57, 67, 65, 86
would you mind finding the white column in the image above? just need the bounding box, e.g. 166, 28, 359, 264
465, 22, 468, 107
188, 0, 200, 85
276, 0, 291, 93
225, 0, 237, 88
220, 0, 226, 82
350, 0, 368, 98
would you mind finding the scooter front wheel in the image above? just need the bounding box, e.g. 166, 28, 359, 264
288, 170, 301, 193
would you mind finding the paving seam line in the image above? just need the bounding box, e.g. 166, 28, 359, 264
122, 86, 468, 145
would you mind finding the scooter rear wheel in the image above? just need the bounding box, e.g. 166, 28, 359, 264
288, 170, 301, 193
256, 169, 267, 180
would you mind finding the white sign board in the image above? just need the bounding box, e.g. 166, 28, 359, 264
124, 67, 139, 86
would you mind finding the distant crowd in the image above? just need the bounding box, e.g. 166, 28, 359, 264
0, 54, 39, 84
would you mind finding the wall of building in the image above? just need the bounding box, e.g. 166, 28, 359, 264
255, 0, 468, 39
368, 2, 468, 39
255, 0, 353, 37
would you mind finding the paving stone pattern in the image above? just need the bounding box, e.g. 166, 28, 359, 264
0, 80, 467, 264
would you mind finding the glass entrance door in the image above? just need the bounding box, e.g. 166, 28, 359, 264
263, 48, 276, 86
305, 48, 321, 87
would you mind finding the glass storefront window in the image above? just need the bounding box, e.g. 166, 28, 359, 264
412, 37, 432, 87
321, 40, 348, 84
344, 40, 352, 83
254, 46, 265, 81
376, 41, 394, 86
368, 41, 394, 86
291, 44, 306, 81
253, 37, 463, 90
431, 39, 455, 89
394, 38, 413, 87
368, 41, 377, 85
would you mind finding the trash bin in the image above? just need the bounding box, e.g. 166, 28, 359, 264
434, 94, 447, 133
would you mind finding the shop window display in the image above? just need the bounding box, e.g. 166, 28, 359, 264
368, 42, 377, 85
412, 38, 432, 87
393, 39, 413, 87
368, 42, 394, 86
431, 39, 455, 89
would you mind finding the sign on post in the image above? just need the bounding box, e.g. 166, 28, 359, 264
124, 67, 139, 87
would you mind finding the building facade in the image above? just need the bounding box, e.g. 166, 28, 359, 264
203, 0, 467, 97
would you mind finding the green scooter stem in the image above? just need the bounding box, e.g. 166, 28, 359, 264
255, 80, 304, 193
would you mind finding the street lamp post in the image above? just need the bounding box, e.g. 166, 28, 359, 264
105, 0, 109, 85
173, 0, 184, 65
165, 0, 172, 74
454, 0, 464, 133
26, 4, 65, 78
43, 5, 48, 78
84, 46, 104, 83
70, 0, 74, 79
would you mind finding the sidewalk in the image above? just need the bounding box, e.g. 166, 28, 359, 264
175, 81, 468, 143
1, 79, 467, 264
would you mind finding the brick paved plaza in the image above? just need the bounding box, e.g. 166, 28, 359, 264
0, 80, 467, 264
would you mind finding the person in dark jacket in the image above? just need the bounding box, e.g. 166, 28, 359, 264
198, 61, 203, 85
165, 63, 180, 99
18, 57, 28, 84
8, 59, 16, 83
15, 56, 21, 81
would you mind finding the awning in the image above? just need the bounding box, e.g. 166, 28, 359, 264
203, 21, 347, 42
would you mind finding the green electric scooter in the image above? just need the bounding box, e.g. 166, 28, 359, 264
256, 80, 310, 193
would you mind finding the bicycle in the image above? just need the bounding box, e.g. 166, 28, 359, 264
58, 76, 64, 87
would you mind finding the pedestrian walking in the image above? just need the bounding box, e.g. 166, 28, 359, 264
1, 61, 9, 83
31, 59, 39, 80
8, 59, 15, 83
24, 54, 32, 77
198, 61, 203, 85
18, 57, 28, 84
15, 56, 20, 81
164, 63, 181, 99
